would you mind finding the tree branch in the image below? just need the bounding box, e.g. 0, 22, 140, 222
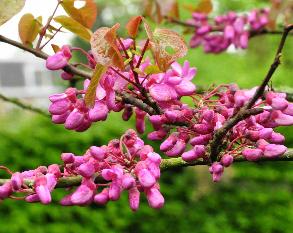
165, 17, 292, 38
209, 25, 293, 162
0, 93, 50, 118
118, 92, 157, 115
0, 149, 292, 188
246, 24, 293, 109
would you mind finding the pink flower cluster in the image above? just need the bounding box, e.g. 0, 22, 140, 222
47, 44, 196, 132
44, 34, 292, 185
0, 165, 61, 204
0, 130, 164, 210
188, 9, 269, 53
146, 85, 292, 182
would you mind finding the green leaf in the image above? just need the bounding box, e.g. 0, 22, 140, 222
85, 64, 107, 107
144, 65, 161, 75
18, 14, 42, 46
61, 0, 98, 29
54, 15, 92, 41
0, 0, 25, 26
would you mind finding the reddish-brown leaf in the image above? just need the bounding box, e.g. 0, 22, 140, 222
18, 13, 42, 46
143, 0, 163, 23
85, 64, 107, 107
167, 1, 179, 19
195, 0, 213, 14
144, 0, 179, 22
268, 0, 293, 29
126, 16, 143, 38
90, 24, 124, 70
61, 0, 98, 29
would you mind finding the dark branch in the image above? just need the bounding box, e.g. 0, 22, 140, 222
209, 25, 293, 162
0, 149, 292, 188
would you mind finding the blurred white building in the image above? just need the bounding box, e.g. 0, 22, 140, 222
0, 53, 62, 108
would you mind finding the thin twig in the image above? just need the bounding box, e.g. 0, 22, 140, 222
165, 16, 291, 38
36, 0, 61, 49
0, 35, 92, 79
0, 93, 50, 118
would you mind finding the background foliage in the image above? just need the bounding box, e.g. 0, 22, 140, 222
0, 0, 292, 232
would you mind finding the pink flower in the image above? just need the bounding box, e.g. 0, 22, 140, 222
148, 61, 196, 102
46, 45, 72, 70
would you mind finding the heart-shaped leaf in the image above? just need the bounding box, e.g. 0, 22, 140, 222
144, 20, 187, 71
90, 24, 124, 69
54, 15, 92, 41
85, 64, 107, 107
0, 0, 25, 26
18, 14, 42, 46
61, 0, 98, 29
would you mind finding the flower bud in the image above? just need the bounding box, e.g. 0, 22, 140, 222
263, 144, 287, 158
122, 174, 136, 190
146, 187, 164, 209
89, 146, 106, 160
94, 188, 109, 205
0, 182, 13, 199
49, 99, 71, 115
137, 169, 156, 188
89, 101, 109, 122
108, 182, 121, 201
221, 154, 234, 167
65, 109, 85, 130
160, 134, 177, 152
77, 162, 95, 178
242, 148, 263, 161
128, 187, 140, 211
165, 139, 186, 157
11, 172, 23, 191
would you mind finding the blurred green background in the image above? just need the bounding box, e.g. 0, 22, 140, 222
0, 0, 292, 232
